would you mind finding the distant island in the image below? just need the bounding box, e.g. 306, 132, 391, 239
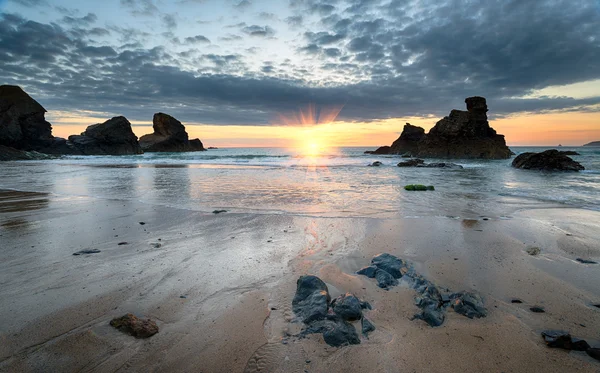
583, 141, 600, 146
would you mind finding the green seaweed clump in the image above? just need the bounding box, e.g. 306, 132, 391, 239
404, 184, 435, 191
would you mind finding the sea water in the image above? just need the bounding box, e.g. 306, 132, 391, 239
0, 146, 598, 218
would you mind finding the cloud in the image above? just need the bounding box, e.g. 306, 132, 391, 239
2, 0, 600, 127
234, 0, 251, 10
120, 0, 158, 16
162, 14, 177, 30
184, 34, 211, 44
241, 25, 275, 37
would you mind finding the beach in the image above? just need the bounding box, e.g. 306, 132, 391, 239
1, 148, 600, 372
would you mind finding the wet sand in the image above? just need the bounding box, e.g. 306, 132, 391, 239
1, 189, 599, 372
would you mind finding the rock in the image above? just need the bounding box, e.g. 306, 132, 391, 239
587, 348, 600, 361
397, 158, 425, 167
560, 150, 580, 155
576, 258, 598, 264
541, 330, 590, 351
0, 85, 56, 151
512, 150, 584, 171
404, 184, 435, 191
68, 116, 143, 155
364, 146, 391, 155
292, 275, 331, 323
450, 291, 487, 319
389, 123, 426, 154
207, 146, 219, 149
418, 162, 464, 169
401, 154, 412, 158
361, 317, 376, 336
212, 210, 227, 214
415, 305, 446, 327
357, 266, 378, 278
139, 113, 206, 152
369, 161, 383, 167
417, 97, 512, 159
530, 306, 545, 313
73, 249, 101, 255
511, 299, 523, 304
331, 293, 363, 321
301, 316, 360, 347
375, 268, 398, 289
371, 253, 408, 279
583, 141, 600, 147
0, 145, 55, 161
110, 313, 159, 338
526, 247, 541, 256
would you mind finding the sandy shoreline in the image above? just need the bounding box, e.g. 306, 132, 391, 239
1, 189, 599, 372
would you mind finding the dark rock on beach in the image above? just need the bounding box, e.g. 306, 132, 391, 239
397, 158, 425, 167
73, 249, 101, 255
301, 316, 360, 347
68, 116, 143, 155
110, 313, 159, 338
420, 162, 463, 169
371, 253, 408, 278
331, 293, 363, 321
356, 266, 378, 278
450, 291, 487, 319
389, 123, 426, 154
369, 161, 383, 167
560, 150, 580, 155
375, 268, 398, 289
292, 275, 331, 323
139, 113, 206, 152
576, 258, 598, 264
541, 330, 590, 351
587, 348, 600, 361
0, 145, 55, 161
364, 145, 391, 155
530, 306, 545, 313
512, 149, 584, 171
361, 317, 376, 336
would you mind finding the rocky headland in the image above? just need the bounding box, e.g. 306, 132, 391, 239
584, 141, 600, 146
0, 85, 207, 160
367, 97, 512, 159
139, 113, 206, 152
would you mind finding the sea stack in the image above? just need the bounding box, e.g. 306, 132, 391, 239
365, 97, 512, 159
139, 113, 206, 152
67, 116, 143, 155
417, 97, 512, 159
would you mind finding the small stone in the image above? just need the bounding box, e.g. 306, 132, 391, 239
110, 314, 158, 338
332, 293, 363, 321
361, 317, 376, 336
139, 222, 145, 225
375, 269, 398, 289
371, 253, 408, 279
73, 249, 101, 256
530, 306, 545, 313
541, 330, 590, 351
511, 299, 523, 304
118, 242, 129, 245
150, 243, 162, 248
212, 210, 227, 214
576, 258, 598, 264
292, 275, 330, 323
180, 295, 187, 299
451, 291, 487, 319
369, 161, 383, 167
526, 247, 541, 256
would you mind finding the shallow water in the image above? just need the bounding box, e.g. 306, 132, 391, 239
0, 146, 598, 218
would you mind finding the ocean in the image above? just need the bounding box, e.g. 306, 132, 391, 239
1, 146, 599, 218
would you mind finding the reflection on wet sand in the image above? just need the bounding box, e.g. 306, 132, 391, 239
0, 190, 50, 230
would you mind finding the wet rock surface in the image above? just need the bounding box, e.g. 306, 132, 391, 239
73, 249, 101, 255
541, 330, 600, 360
358, 253, 487, 327
110, 313, 159, 338
361, 317, 376, 336
576, 258, 598, 264
397, 158, 425, 167
369, 161, 383, 167
512, 149, 585, 171
292, 275, 369, 347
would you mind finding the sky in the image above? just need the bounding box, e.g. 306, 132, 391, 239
1, 0, 600, 147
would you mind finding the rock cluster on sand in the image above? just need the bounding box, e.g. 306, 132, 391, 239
512, 149, 585, 171
357, 253, 487, 327
67, 116, 143, 155
292, 275, 374, 347
541, 330, 600, 361
139, 113, 206, 152
366, 97, 512, 159
110, 314, 159, 338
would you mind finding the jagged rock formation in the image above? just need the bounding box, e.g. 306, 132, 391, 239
512, 149, 584, 171
417, 97, 511, 159
0, 145, 55, 161
67, 116, 143, 155
584, 141, 600, 146
0, 85, 59, 151
365, 97, 512, 159
139, 113, 206, 152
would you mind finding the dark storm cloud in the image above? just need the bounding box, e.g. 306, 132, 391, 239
2, 0, 600, 127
